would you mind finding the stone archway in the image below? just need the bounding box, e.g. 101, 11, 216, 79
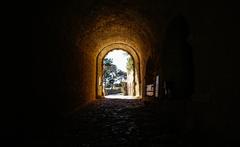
96, 43, 141, 99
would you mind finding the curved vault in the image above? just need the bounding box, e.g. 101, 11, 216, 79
75, 7, 156, 100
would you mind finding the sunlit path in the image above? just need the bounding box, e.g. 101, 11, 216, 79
105, 94, 138, 99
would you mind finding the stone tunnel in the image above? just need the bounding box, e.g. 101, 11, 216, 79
30, 0, 238, 146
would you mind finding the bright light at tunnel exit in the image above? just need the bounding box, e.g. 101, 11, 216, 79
105, 50, 129, 72
103, 49, 137, 99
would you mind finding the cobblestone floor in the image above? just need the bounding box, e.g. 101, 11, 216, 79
30, 99, 225, 146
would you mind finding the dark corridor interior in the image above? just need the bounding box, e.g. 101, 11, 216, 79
30, 0, 238, 146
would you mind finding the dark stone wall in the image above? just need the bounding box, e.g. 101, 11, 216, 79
144, 0, 238, 138
31, 1, 68, 135
183, 0, 238, 139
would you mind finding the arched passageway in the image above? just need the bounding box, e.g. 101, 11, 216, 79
97, 44, 141, 99
31, 0, 237, 145
74, 6, 156, 103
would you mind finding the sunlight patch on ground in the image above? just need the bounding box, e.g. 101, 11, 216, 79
105, 95, 138, 99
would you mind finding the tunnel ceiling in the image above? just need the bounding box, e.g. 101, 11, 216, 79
72, 0, 168, 59
77, 10, 153, 58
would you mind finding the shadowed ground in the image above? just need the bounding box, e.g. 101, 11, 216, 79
29, 99, 226, 146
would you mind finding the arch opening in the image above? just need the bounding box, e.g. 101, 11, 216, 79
96, 43, 141, 99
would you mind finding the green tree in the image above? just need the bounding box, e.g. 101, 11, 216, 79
117, 69, 127, 82
103, 58, 117, 89
103, 57, 128, 90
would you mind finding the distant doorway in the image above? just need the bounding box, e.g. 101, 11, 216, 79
96, 45, 141, 99
103, 50, 135, 98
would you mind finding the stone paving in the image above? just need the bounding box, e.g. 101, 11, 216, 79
33, 99, 225, 146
